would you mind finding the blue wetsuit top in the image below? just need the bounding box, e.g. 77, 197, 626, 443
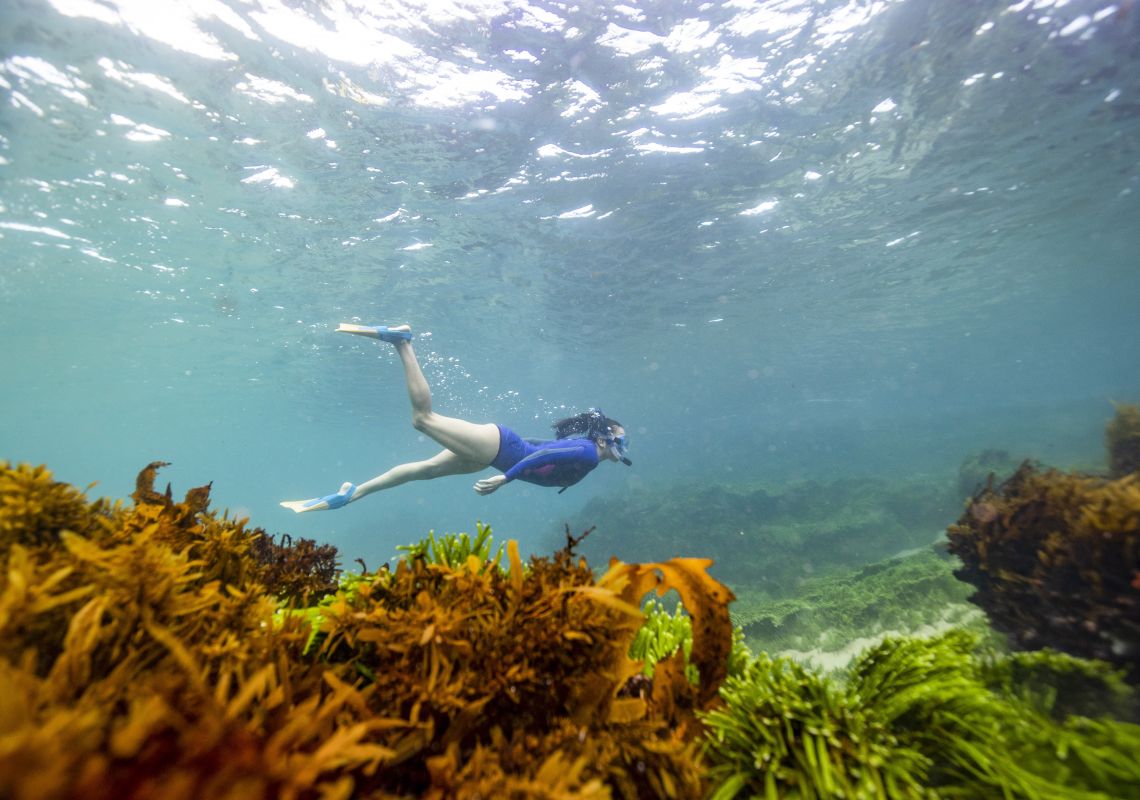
492, 426, 599, 489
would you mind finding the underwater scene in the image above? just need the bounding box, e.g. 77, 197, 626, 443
2, 0, 1139, 797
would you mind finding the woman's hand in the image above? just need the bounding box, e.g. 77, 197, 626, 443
473, 474, 507, 495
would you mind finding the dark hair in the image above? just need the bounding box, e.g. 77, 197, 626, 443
552, 408, 622, 440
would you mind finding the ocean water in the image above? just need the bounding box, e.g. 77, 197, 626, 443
1, 0, 1138, 572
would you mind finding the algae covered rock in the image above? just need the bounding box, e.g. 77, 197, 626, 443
947, 406, 1140, 675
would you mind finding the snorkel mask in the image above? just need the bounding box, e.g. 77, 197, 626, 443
608, 434, 632, 466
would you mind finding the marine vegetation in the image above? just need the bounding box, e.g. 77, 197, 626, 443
629, 599, 700, 684
563, 474, 957, 590
0, 460, 735, 799
6, 459, 1140, 799
730, 548, 983, 665
702, 630, 1140, 800
947, 404, 1140, 674
627, 599, 751, 688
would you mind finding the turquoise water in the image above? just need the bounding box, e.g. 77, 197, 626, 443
1, 0, 1137, 570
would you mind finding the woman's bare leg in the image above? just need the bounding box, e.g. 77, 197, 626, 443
353, 449, 486, 501
385, 327, 501, 464
282, 323, 503, 514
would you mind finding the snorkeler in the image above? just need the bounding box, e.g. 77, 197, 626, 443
280, 324, 631, 513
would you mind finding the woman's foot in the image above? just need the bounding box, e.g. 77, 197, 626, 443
336, 323, 412, 344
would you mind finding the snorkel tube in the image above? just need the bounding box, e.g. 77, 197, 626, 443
611, 437, 632, 466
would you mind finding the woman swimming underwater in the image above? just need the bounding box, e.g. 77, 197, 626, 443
281, 324, 631, 513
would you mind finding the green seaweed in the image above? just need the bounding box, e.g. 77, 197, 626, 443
980, 648, 1138, 722
703, 651, 930, 799
629, 599, 698, 683
397, 521, 504, 572
703, 629, 1140, 799
629, 599, 754, 688
851, 631, 1140, 798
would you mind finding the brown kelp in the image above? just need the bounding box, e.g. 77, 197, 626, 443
0, 461, 734, 799
947, 405, 1140, 672
0, 461, 356, 799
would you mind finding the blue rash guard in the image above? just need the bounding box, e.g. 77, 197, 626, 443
490, 425, 599, 489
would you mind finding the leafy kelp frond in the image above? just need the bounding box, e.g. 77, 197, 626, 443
288, 568, 389, 656
121, 462, 340, 602
0, 542, 95, 676
597, 557, 736, 711
0, 462, 356, 798
702, 652, 930, 800
397, 520, 504, 573
305, 539, 736, 796
1106, 402, 1140, 478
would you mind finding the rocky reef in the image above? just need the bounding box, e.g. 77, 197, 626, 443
730, 547, 984, 667
560, 474, 957, 591
956, 448, 1022, 500
1106, 401, 1140, 478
